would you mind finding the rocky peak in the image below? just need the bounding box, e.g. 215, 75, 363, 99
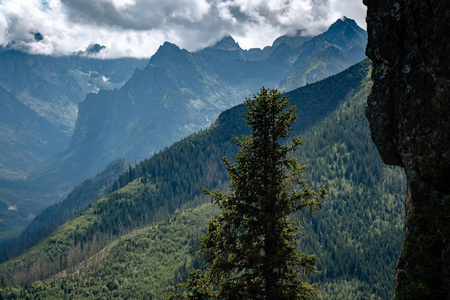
364, 0, 450, 298
85, 43, 106, 54
210, 35, 241, 51
328, 16, 357, 31
155, 42, 182, 55
319, 16, 367, 52
272, 29, 311, 49
149, 41, 188, 65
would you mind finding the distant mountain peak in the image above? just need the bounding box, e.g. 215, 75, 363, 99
272, 29, 311, 49
310, 16, 366, 52
86, 43, 106, 54
210, 35, 241, 51
329, 16, 362, 32
161, 41, 179, 48
153, 41, 183, 58
156, 41, 181, 52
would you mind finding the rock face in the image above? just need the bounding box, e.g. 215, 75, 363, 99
364, 0, 450, 298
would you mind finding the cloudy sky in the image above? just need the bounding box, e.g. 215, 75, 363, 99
0, 0, 366, 58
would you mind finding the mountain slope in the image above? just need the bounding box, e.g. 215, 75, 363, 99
0, 86, 69, 242
0, 49, 148, 183
34, 18, 367, 193
0, 204, 215, 299
279, 17, 367, 92
0, 60, 405, 299
33, 42, 243, 191
0, 50, 148, 241
0, 49, 148, 134
0, 159, 129, 263
296, 70, 405, 299
0, 86, 66, 180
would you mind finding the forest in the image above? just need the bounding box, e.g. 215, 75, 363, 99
0, 59, 406, 299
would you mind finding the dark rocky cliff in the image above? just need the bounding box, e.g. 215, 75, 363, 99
363, 0, 450, 298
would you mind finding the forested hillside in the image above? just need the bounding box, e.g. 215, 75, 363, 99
0, 60, 405, 299
296, 72, 405, 299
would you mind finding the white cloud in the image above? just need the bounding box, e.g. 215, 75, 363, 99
330, 0, 366, 30
0, 0, 366, 58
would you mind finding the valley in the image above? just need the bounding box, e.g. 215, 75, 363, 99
0, 59, 406, 299
0, 17, 367, 244
0, 16, 406, 299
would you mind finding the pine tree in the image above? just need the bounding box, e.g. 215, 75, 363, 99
168, 87, 327, 300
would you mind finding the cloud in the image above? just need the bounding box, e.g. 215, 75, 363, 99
0, 0, 366, 58
60, 0, 211, 30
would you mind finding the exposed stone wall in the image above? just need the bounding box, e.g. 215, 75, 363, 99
363, 0, 450, 298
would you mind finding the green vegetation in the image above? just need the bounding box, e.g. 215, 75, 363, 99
0, 204, 217, 299
0, 121, 238, 286
296, 67, 405, 299
0, 60, 406, 299
171, 88, 326, 299
0, 159, 129, 263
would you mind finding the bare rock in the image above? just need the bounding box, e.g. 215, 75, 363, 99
364, 0, 450, 298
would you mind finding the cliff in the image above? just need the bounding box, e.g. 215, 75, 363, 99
363, 0, 450, 298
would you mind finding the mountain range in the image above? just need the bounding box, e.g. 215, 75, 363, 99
0, 17, 368, 266
32, 17, 367, 193
0, 49, 148, 181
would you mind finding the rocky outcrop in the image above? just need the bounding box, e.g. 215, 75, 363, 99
364, 0, 450, 298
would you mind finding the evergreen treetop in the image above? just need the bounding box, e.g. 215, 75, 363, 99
172, 87, 328, 299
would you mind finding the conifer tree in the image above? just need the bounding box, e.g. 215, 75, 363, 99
168, 87, 327, 300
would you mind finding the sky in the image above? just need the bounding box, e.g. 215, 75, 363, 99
0, 0, 366, 59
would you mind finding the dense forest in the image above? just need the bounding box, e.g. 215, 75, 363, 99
0, 59, 405, 299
